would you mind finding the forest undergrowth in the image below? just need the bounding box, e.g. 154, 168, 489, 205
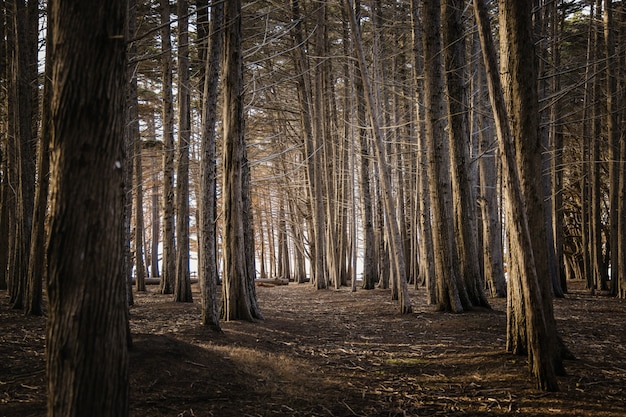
2, 280, 625, 416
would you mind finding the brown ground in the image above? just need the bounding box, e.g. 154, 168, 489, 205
1, 280, 625, 417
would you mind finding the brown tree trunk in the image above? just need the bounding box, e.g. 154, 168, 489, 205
345, 0, 412, 314
473, 0, 559, 390
159, 0, 175, 295
198, 0, 223, 330
46, 2, 129, 415
174, 0, 193, 303
420, 0, 466, 312
221, 0, 260, 321
26, 1, 50, 316
442, 0, 489, 308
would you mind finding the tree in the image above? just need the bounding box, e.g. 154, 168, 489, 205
442, 0, 489, 308
473, 0, 559, 390
221, 0, 262, 321
420, 0, 468, 312
7, 0, 37, 310
198, 0, 223, 330
127, 0, 146, 293
174, 0, 193, 303
159, 0, 175, 295
345, 0, 412, 314
45, 1, 129, 415
26, 0, 51, 316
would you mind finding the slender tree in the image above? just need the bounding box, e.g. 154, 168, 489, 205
174, 0, 193, 303
199, 0, 223, 330
159, 0, 175, 295
345, 0, 412, 313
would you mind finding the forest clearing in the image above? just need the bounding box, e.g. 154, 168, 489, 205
3, 280, 625, 417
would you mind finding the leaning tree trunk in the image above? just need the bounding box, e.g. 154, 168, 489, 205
46, 2, 129, 415
345, 0, 412, 314
473, 0, 559, 391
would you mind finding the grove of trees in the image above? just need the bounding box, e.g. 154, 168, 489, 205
1, 0, 626, 414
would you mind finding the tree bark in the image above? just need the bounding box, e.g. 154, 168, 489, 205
198, 0, 223, 330
159, 0, 175, 295
442, 0, 489, 308
473, 0, 559, 390
420, 0, 466, 313
26, 1, 51, 316
345, 0, 412, 314
221, 0, 260, 321
174, 0, 193, 303
46, 1, 129, 415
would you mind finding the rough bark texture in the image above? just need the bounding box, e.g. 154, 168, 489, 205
45, 1, 129, 415
442, 0, 489, 309
420, 0, 465, 313
346, 0, 412, 314
474, 0, 559, 391
221, 0, 258, 321
159, 0, 175, 295
174, 0, 192, 303
199, 0, 223, 330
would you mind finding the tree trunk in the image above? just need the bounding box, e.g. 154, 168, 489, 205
345, 0, 412, 314
420, 0, 467, 313
442, 0, 489, 308
198, 0, 222, 330
290, 0, 326, 290
26, 1, 50, 316
159, 0, 175, 295
174, 0, 193, 303
473, 0, 559, 391
46, 2, 129, 415
474, 43, 506, 298
221, 0, 260, 321
9, 0, 36, 310
128, 0, 146, 293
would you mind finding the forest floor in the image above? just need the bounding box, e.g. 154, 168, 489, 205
1, 280, 626, 417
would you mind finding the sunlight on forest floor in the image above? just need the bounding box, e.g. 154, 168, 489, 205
1, 280, 626, 416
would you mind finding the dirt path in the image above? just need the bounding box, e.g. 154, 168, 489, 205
2, 281, 626, 416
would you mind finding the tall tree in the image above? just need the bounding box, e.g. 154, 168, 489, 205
159, 0, 175, 295
8, 0, 37, 310
127, 0, 146, 293
290, 0, 327, 289
26, 0, 50, 316
174, 0, 193, 303
473, 0, 560, 390
420, 0, 468, 312
221, 0, 262, 321
198, 0, 223, 330
45, 1, 129, 415
345, 0, 412, 314
442, 0, 489, 308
